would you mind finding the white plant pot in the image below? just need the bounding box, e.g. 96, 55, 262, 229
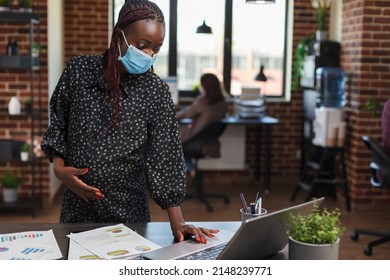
8, 96, 21, 115
20, 151, 29, 161
316, 30, 327, 41
2, 188, 19, 203
288, 236, 340, 260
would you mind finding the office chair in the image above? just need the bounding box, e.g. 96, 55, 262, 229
350, 135, 390, 256
182, 121, 230, 212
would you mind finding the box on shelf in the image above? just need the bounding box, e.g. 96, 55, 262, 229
0, 139, 24, 161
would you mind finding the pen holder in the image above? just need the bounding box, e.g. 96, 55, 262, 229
240, 207, 267, 224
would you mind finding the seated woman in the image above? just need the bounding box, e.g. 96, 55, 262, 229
381, 99, 390, 157
176, 73, 228, 176
371, 98, 390, 186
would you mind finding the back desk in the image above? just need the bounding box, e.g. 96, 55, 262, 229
179, 115, 279, 193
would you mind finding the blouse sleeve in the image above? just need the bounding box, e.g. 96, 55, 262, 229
146, 82, 187, 210
40, 58, 74, 162
176, 97, 202, 119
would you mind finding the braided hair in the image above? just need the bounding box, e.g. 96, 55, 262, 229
106, 0, 165, 127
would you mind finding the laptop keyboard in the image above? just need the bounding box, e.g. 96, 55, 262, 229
177, 243, 226, 260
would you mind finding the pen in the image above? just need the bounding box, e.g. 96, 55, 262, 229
239, 193, 249, 213
255, 197, 262, 214
254, 192, 259, 205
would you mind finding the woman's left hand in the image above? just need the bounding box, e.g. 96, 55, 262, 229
172, 223, 219, 244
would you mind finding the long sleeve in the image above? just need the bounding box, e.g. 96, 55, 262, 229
41, 59, 73, 162
145, 81, 187, 209
176, 98, 202, 119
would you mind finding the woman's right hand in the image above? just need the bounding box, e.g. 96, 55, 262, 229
53, 158, 102, 202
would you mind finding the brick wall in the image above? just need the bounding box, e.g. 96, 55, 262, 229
341, 0, 390, 204
64, 0, 109, 62
2, 0, 389, 206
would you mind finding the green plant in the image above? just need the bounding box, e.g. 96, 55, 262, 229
363, 98, 381, 118
24, 99, 32, 106
312, 0, 333, 31
0, 170, 23, 189
291, 36, 314, 92
288, 203, 344, 244
19, 0, 32, 8
0, 0, 10, 7
20, 143, 30, 152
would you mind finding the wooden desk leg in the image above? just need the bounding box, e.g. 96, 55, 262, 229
264, 126, 271, 193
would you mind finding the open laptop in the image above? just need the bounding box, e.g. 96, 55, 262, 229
141, 197, 324, 260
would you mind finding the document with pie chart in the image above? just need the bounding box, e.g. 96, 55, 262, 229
67, 224, 161, 260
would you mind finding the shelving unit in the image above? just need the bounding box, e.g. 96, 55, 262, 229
0, 11, 42, 217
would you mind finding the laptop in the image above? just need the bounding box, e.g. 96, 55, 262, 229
141, 197, 324, 260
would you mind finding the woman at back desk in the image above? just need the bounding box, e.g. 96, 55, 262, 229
176, 73, 228, 176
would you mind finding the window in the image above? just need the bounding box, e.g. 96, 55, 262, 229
231, 1, 288, 97
113, 0, 292, 100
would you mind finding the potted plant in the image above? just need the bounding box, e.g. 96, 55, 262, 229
0, 170, 23, 203
23, 98, 33, 116
311, 0, 333, 41
20, 142, 30, 161
291, 36, 314, 91
0, 0, 11, 11
18, 0, 32, 12
287, 203, 344, 259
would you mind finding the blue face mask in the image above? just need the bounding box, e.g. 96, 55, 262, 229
118, 30, 157, 74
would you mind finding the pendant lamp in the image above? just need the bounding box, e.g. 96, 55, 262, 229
196, 20, 212, 34
246, 0, 276, 4
255, 65, 267, 82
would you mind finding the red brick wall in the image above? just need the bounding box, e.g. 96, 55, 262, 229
64, 0, 109, 62
341, 0, 390, 204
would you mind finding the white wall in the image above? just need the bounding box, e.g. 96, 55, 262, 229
47, 0, 64, 200
329, 1, 342, 42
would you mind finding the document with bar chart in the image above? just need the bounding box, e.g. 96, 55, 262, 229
0, 230, 62, 260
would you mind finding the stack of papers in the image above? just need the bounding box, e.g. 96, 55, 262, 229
67, 224, 161, 260
0, 230, 62, 260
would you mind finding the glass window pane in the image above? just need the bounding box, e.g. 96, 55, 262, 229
231, 1, 287, 97
177, 0, 225, 90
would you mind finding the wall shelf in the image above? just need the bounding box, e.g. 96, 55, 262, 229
0, 11, 42, 217
0, 55, 40, 70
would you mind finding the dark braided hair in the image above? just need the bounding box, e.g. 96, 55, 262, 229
106, 0, 165, 127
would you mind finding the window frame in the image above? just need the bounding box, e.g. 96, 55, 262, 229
112, 0, 293, 102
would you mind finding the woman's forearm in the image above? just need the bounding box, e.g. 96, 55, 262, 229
167, 206, 186, 229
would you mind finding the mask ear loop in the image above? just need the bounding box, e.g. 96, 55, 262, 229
117, 43, 122, 61
117, 29, 129, 61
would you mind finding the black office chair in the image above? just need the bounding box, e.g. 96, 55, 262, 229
182, 121, 230, 212
350, 135, 390, 256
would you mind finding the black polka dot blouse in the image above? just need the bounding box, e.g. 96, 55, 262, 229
41, 54, 187, 223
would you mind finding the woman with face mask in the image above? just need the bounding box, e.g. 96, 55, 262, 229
41, 0, 217, 244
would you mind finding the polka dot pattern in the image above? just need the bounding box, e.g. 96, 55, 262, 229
41, 54, 186, 223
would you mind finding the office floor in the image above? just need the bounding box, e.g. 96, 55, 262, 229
0, 174, 389, 260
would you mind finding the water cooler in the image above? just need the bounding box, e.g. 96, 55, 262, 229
300, 40, 342, 165
292, 63, 351, 211
312, 67, 346, 147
